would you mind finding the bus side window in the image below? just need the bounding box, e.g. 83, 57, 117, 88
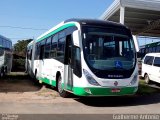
50, 34, 58, 58
57, 37, 65, 62
30, 49, 32, 60
57, 31, 66, 63
0, 38, 2, 46
39, 45, 45, 60
35, 43, 40, 60
156, 46, 160, 52
39, 39, 45, 60
44, 37, 51, 59
9, 41, 12, 49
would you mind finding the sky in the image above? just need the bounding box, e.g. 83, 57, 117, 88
0, 0, 113, 44
0, 0, 159, 46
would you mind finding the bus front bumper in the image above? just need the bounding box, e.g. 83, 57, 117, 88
73, 86, 138, 96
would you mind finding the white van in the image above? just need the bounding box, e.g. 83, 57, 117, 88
141, 53, 160, 84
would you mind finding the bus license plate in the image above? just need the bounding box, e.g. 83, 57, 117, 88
111, 88, 121, 93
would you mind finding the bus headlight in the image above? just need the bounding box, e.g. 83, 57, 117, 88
83, 69, 100, 86
130, 73, 138, 85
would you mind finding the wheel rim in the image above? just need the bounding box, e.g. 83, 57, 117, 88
58, 76, 63, 93
0, 72, 3, 77
145, 75, 149, 83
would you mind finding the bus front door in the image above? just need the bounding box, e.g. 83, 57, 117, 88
64, 35, 73, 91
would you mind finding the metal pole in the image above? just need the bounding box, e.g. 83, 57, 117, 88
120, 6, 125, 24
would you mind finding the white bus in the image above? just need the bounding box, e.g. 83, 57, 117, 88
0, 34, 12, 77
26, 41, 34, 76
26, 19, 139, 97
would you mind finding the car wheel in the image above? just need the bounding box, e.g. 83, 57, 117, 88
144, 74, 150, 84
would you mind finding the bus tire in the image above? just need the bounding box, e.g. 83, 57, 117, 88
144, 73, 150, 84
57, 75, 69, 98
0, 68, 4, 77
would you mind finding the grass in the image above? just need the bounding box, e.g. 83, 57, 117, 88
137, 79, 160, 95
36, 86, 59, 98
9, 72, 27, 76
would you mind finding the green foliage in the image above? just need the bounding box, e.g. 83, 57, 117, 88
137, 80, 160, 95
14, 39, 32, 57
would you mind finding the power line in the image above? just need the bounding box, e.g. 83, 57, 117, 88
9, 38, 34, 39
0, 25, 48, 31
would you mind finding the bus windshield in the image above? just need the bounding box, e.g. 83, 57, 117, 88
82, 26, 136, 71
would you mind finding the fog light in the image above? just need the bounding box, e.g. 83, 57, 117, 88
84, 88, 92, 94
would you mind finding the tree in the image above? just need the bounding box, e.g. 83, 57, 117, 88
14, 39, 32, 57
12, 39, 32, 71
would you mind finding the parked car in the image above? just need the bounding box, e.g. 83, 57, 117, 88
141, 53, 160, 84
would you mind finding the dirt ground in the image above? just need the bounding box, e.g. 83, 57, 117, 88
0, 72, 160, 104
0, 72, 75, 103
0, 72, 160, 114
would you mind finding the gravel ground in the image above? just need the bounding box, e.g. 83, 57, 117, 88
0, 72, 74, 103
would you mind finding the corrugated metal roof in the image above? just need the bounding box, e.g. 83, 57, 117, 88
100, 0, 160, 37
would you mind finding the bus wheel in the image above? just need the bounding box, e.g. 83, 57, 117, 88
144, 74, 150, 84
57, 75, 69, 98
0, 68, 4, 77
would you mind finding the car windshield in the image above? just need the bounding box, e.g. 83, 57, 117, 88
82, 26, 136, 71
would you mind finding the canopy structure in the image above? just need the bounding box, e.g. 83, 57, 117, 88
100, 0, 160, 37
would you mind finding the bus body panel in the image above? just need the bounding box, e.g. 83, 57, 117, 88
34, 59, 64, 86
0, 35, 12, 76
71, 59, 138, 96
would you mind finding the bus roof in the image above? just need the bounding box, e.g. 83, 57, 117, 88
0, 34, 12, 42
64, 18, 128, 28
145, 41, 160, 48
145, 53, 160, 57
27, 41, 33, 47
36, 18, 129, 43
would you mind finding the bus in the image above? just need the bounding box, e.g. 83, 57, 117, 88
25, 41, 34, 76
138, 41, 160, 59
0, 34, 12, 77
26, 19, 139, 97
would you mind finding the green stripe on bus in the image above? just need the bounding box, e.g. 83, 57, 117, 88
36, 23, 76, 43
73, 87, 137, 96
39, 77, 56, 87
38, 77, 72, 90
38, 77, 137, 96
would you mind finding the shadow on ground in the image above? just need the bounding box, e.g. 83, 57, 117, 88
0, 72, 42, 92
74, 93, 160, 107
74, 80, 160, 107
